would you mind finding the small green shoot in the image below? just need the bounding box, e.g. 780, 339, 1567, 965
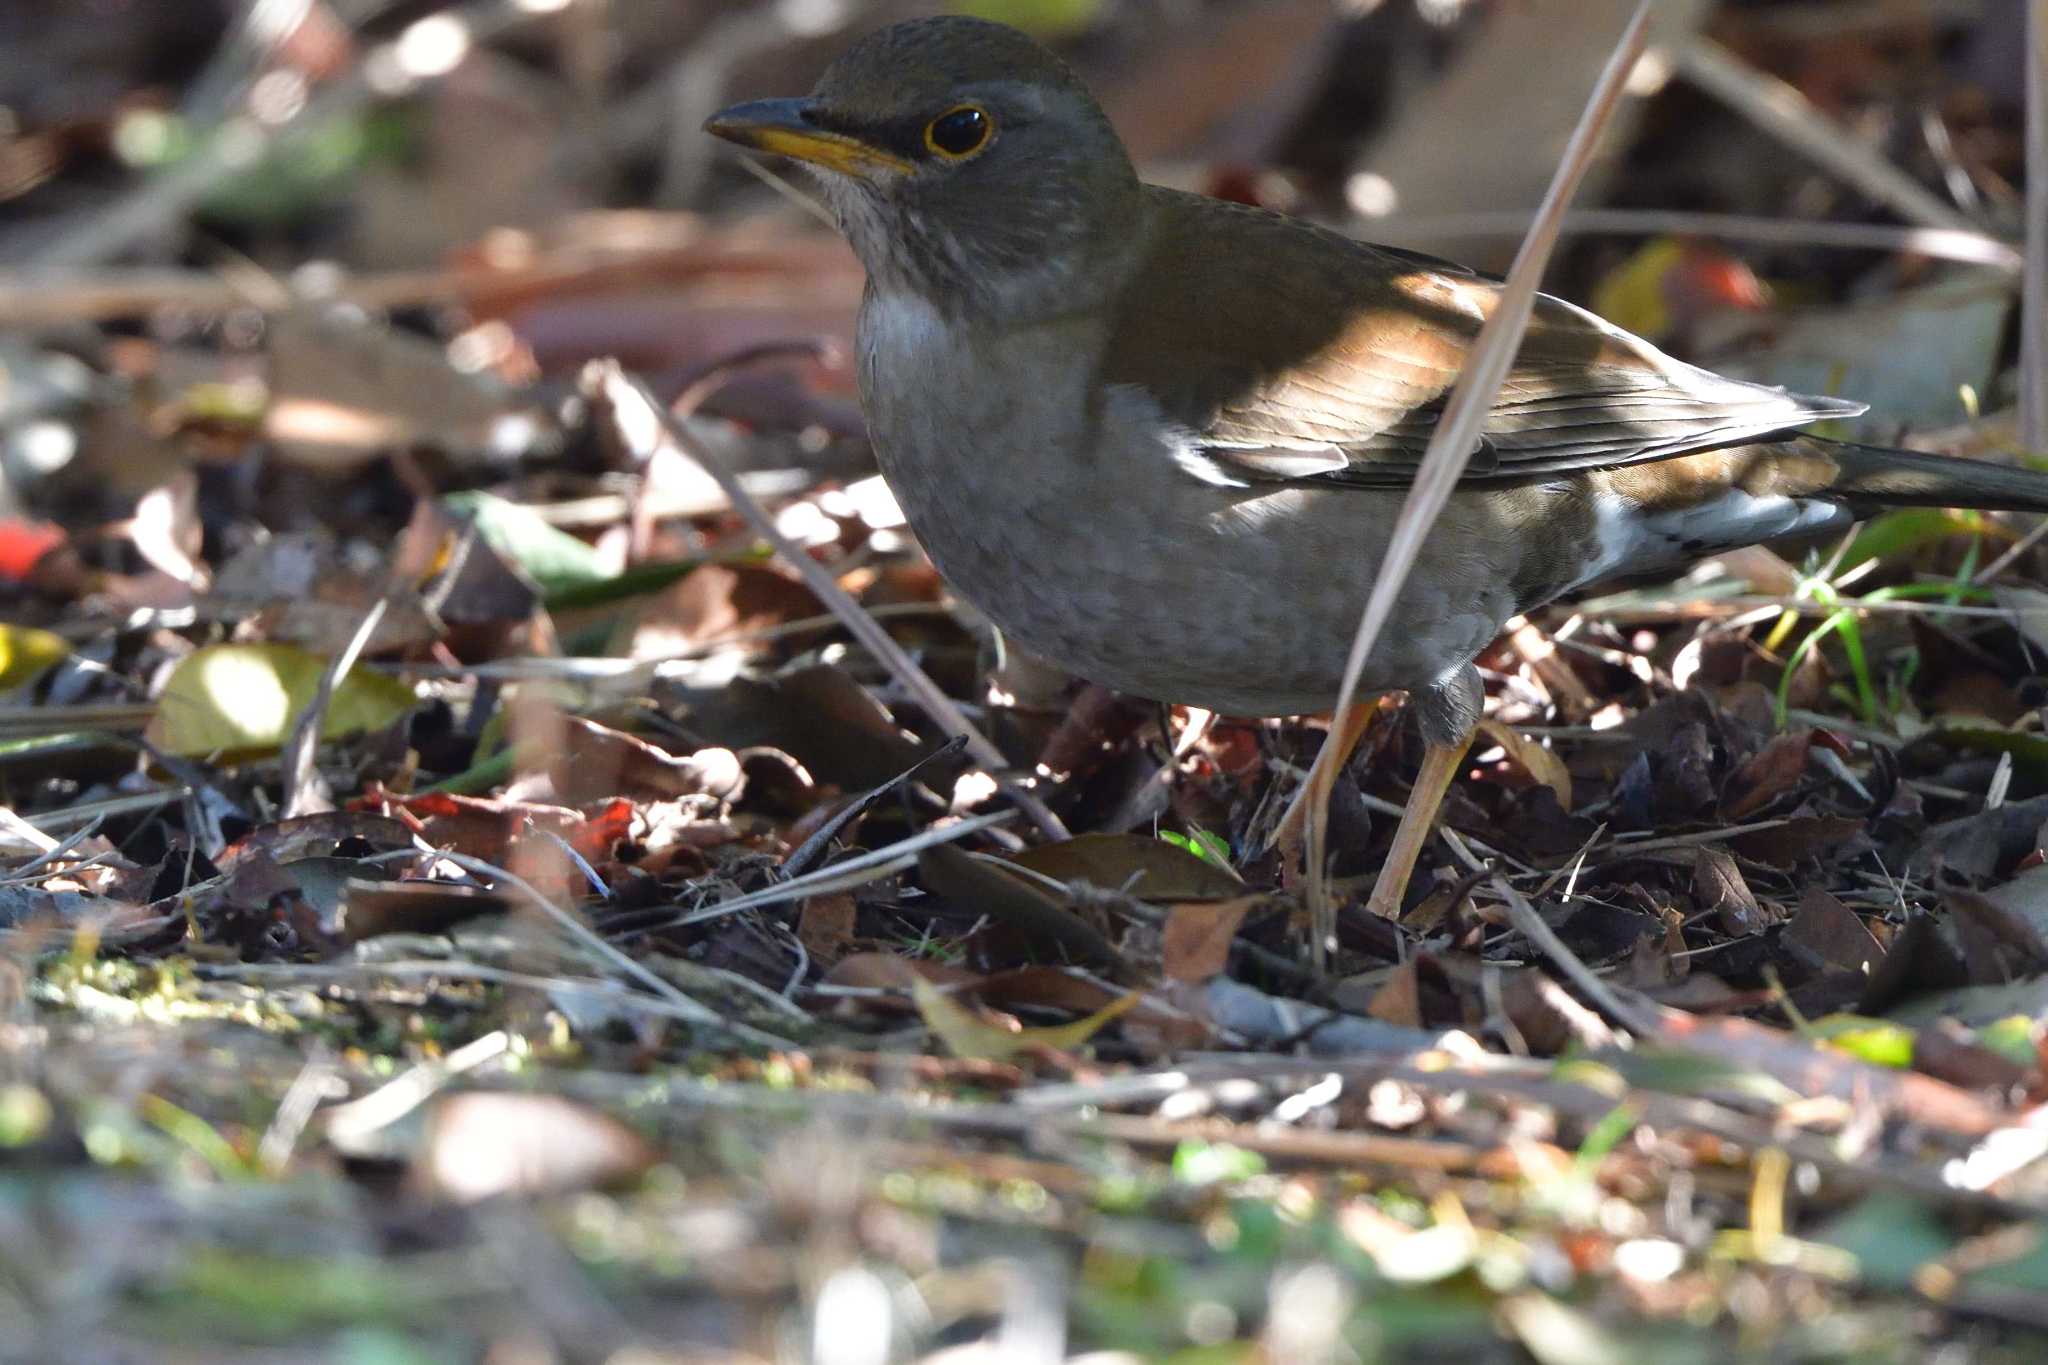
1160, 826, 1232, 870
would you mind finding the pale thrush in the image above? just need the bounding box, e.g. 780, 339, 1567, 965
708, 17, 2048, 936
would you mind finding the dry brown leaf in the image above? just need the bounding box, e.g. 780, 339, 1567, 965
1001, 832, 1244, 902
1720, 730, 1813, 820
1784, 889, 1882, 975
1692, 847, 1766, 937
1364, 959, 1424, 1029
535, 719, 743, 805
797, 892, 859, 968
1160, 896, 1256, 983
1476, 719, 1572, 808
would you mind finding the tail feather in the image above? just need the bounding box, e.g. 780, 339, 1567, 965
1815, 438, 2048, 515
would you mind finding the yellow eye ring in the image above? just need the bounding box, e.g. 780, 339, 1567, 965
924, 105, 994, 159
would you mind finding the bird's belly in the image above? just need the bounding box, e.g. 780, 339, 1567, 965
878, 431, 1525, 716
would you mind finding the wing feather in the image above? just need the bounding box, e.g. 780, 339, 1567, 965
1103, 188, 1863, 488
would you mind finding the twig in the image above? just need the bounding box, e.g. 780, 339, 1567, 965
1673, 37, 1985, 235
281, 596, 390, 818
1493, 876, 1661, 1037
1314, 2, 1654, 947
592, 361, 1070, 841
782, 735, 968, 879
320, 1030, 514, 1148
675, 810, 1015, 928
0, 816, 105, 883
434, 848, 797, 1049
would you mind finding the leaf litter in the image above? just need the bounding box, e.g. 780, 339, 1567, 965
0, 0, 2046, 1360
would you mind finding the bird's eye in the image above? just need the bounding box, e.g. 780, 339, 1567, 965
924, 105, 993, 159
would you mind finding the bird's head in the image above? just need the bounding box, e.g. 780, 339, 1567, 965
706, 17, 1142, 318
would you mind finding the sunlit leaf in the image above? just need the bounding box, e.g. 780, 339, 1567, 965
144, 643, 416, 757
0, 623, 67, 691
1806, 1015, 1915, 1069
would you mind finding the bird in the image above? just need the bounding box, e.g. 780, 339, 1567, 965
706, 15, 2048, 954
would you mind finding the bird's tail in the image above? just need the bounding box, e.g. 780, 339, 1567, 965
1811, 437, 2048, 515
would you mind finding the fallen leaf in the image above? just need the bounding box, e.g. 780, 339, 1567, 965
1160, 896, 1256, 983
1477, 719, 1572, 808
1784, 889, 1881, 974
1365, 958, 1424, 1029
1720, 730, 1812, 820
918, 843, 1118, 967
145, 643, 416, 757
1002, 832, 1244, 901
797, 892, 859, 968
0, 623, 68, 691
415, 1092, 656, 1203
532, 718, 743, 804
911, 974, 1139, 1062
1693, 847, 1766, 936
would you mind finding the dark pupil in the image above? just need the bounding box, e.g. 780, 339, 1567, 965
931, 109, 986, 155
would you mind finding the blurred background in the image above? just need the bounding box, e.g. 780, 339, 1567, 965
0, 7, 2044, 1360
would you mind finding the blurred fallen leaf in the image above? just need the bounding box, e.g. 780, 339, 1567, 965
918, 844, 1118, 967
145, 643, 416, 758
626, 561, 822, 661
0, 521, 69, 584
532, 717, 743, 804
416, 1092, 657, 1203
911, 973, 1138, 1062
950, 0, 1102, 38
0, 623, 67, 691
443, 490, 610, 597
265, 308, 528, 471
1592, 236, 1768, 342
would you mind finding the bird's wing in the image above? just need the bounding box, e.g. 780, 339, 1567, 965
1103, 189, 1862, 487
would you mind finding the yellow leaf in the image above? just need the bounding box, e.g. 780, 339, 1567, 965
1590, 236, 1683, 341
1477, 719, 1572, 809
145, 643, 417, 757
911, 976, 1140, 1061
0, 624, 67, 691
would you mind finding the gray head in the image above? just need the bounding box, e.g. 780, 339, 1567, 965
706, 17, 1142, 320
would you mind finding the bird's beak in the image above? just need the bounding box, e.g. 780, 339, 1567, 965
704, 99, 911, 179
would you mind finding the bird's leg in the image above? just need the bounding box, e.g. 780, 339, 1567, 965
1268, 702, 1376, 967
1363, 730, 1474, 920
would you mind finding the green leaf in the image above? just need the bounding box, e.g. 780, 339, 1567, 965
1159, 827, 1232, 870
1171, 1140, 1265, 1186
541, 556, 706, 611
1806, 1015, 1915, 1068
144, 643, 416, 757
1811, 1193, 1955, 1290
1975, 1015, 2039, 1068
442, 491, 610, 596
1838, 508, 1986, 572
